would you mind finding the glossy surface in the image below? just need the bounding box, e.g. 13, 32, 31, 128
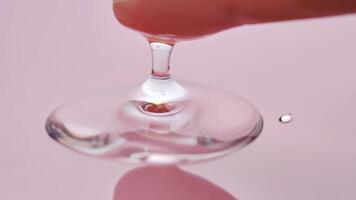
0, 0, 355, 199
114, 166, 237, 200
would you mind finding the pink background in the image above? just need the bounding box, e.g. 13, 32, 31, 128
1, 0, 356, 199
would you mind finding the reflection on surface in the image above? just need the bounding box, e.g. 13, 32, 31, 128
113, 166, 237, 200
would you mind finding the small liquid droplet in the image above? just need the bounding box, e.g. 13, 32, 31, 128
279, 113, 292, 123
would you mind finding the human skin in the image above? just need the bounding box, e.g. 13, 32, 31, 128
113, 0, 356, 40
228, 0, 356, 23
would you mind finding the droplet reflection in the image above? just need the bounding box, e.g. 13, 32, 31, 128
113, 166, 237, 200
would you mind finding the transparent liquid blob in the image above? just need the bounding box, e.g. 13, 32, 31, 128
46, 79, 263, 164
45, 42, 263, 165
